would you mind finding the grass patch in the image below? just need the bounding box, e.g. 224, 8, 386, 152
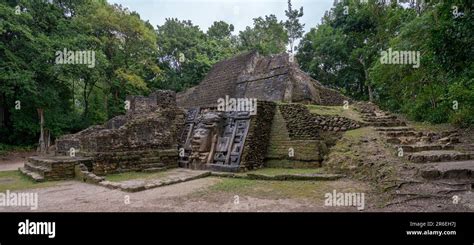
407, 121, 455, 132
306, 105, 363, 122
0, 170, 59, 192
105, 171, 167, 182
208, 178, 325, 200
206, 178, 365, 201
343, 127, 372, 139
247, 168, 324, 176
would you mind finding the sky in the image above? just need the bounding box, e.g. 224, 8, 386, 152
106, 0, 334, 35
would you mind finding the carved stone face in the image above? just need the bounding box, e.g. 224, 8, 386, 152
192, 127, 212, 152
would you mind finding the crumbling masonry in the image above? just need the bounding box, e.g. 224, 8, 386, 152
20, 52, 360, 181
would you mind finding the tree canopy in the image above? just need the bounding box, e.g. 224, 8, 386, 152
0, 0, 472, 148
297, 0, 473, 126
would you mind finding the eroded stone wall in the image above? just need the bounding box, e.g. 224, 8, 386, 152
279, 104, 360, 135
240, 101, 276, 170
55, 90, 185, 174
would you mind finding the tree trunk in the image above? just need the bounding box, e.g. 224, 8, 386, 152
83, 82, 89, 119
368, 84, 374, 102
358, 57, 373, 102
103, 84, 110, 118
37, 108, 46, 154
0, 93, 5, 128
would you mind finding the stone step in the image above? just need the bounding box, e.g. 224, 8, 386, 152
406, 150, 474, 163
398, 144, 455, 153
367, 121, 406, 127
24, 162, 51, 175
362, 115, 397, 120
22, 156, 92, 181
420, 160, 474, 180
137, 158, 166, 164
375, 127, 413, 132
91, 149, 176, 159
386, 137, 424, 145
384, 131, 421, 137
142, 167, 167, 173
268, 143, 321, 148
139, 163, 165, 169
27, 157, 53, 168
362, 118, 399, 123
19, 167, 45, 182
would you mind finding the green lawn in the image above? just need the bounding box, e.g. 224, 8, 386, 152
201, 167, 364, 201
205, 177, 365, 201
0, 170, 59, 192
208, 178, 326, 200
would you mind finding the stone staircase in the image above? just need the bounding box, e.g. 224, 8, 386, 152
264, 107, 325, 168
356, 103, 474, 181
20, 156, 93, 182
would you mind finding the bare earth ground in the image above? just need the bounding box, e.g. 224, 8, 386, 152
0, 176, 374, 212
0, 151, 35, 171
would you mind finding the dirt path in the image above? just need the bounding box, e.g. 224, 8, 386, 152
0, 151, 34, 171
0, 176, 375, 212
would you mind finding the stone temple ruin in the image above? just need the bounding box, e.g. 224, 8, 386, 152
20, 90, 185, 181
177, 51, 347, 108
20, 51, 361, 182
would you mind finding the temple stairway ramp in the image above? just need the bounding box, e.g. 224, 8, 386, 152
264, 106, 324, 168
357, 105, 474, 181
